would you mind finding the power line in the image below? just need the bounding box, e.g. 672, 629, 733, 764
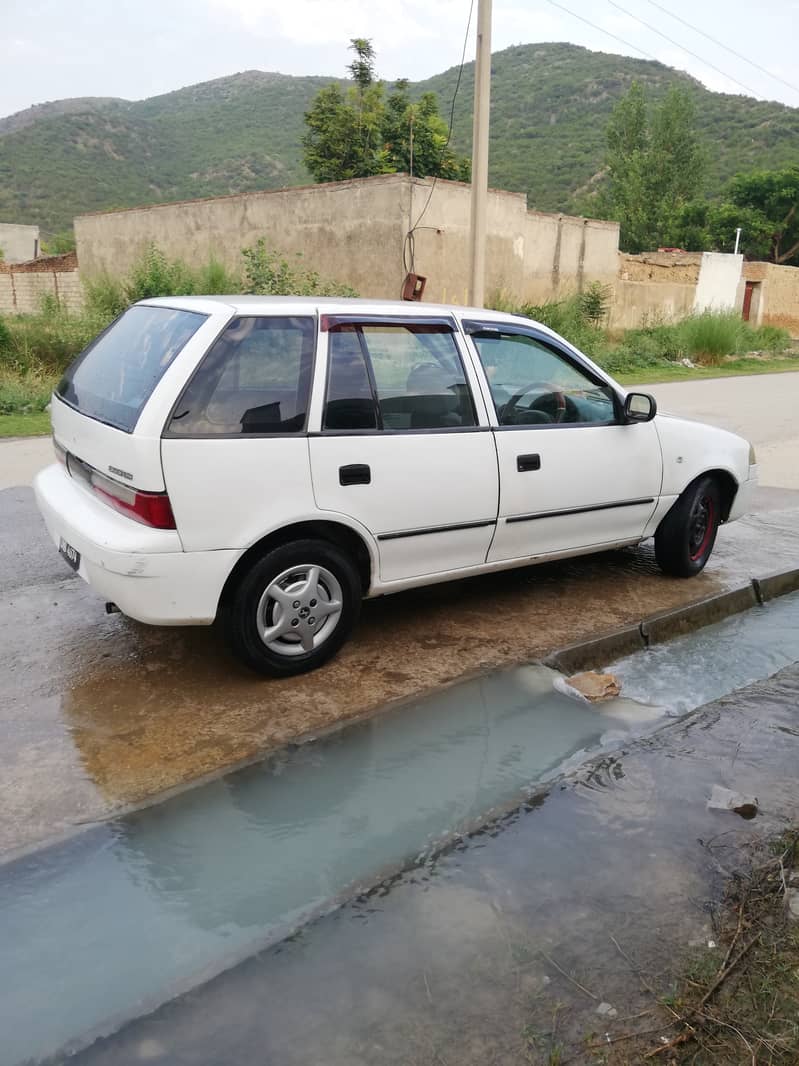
544, 0, 659, 61
604, 0, 759, 97
405, 0, 475, 269
642, 0, 799, 98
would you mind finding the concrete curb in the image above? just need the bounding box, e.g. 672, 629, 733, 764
543, 625, 645, 674
545, 572, 799, 673
753, 567, 799, 604
641, 585, 758, 645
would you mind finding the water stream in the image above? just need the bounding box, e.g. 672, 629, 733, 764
2, 592, 799, 1066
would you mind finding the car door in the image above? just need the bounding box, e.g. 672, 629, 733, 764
308, 315, 498, 583
464, 321, 663, 563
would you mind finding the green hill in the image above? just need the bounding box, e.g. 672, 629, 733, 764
1, 43, 797, 233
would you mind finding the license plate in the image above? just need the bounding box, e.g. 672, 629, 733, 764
59, 538, 81, 571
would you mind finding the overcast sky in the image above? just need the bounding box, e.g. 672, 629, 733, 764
3, 0, 798, 118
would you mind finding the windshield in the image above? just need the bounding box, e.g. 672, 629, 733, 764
56, 305, 207, 433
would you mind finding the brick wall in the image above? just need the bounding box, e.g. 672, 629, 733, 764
0, 252, 83, 314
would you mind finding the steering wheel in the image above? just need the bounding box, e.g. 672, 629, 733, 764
503, 381, 575, 424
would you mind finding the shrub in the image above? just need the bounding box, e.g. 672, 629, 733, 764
123, 245, 199, 303
195, 257, 240, 294
679, 312, 743, 365
747, 323, 791, 352
82, 273, 127, 320
0, 368, 55, 414
578, 281, 612, 326
40, 231, 76, 256
240, 239, 357, 296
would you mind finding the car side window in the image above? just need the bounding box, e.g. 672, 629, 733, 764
323, 322, 477, 431
167, 316, 315, 435
470, 330, 617, 427
324, 328, 379, 431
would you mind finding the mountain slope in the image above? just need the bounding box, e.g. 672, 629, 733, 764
1, 44, 797, 233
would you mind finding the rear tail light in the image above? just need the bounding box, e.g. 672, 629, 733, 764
64, 452, 176, 529
91, 479, 177, 529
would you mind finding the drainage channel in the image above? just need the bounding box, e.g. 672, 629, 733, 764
3, 591, 799, 1066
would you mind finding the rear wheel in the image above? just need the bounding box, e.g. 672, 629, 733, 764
655, 476, 721, 577
223, 539, 361, 676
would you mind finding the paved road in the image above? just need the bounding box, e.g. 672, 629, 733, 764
2, 371, 797, 490
643, 371, 799, 489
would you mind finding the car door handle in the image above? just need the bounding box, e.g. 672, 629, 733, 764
339, 464, 371, 486
517, 453, 541, 472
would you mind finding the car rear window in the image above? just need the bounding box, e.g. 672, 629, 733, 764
56, 305, 207, 433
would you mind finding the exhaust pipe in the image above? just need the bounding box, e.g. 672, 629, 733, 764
105, 602, 120, 614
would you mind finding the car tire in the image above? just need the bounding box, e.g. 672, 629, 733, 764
223, 539, 362, 676
655, 475, 721, 578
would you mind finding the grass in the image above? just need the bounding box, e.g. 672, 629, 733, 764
595, 827, 799, 1065
614, 355, 799, 385
0, 411, 51, 437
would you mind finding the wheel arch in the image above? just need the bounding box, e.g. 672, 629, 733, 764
216, 520, 374, 618
690, 468, 739, 523
658, 467, 739, 533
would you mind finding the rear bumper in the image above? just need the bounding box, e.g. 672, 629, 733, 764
727, 466, 758, 522
34, 463, 239, 625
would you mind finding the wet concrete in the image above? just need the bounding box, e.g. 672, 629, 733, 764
66, 662, 799, 1066
2, 484, 799, 858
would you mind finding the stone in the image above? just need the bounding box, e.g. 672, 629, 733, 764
596, 1002, 618, 1018
136, 1039, 166, 1061
564, 671, 621, 703
707, 785, 759, 819
787, 888, 799, 921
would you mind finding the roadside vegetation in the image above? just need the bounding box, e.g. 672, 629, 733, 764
491, 284, 794, 381
519, 827, 799, 1065
599, 827, 799, 1064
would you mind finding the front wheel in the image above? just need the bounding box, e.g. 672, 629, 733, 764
223, 539, 361, 676
655, 476, 721, 577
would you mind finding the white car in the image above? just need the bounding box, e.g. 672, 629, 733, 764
35, 296, 757, 676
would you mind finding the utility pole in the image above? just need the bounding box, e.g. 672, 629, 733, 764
469, 0, 492, 307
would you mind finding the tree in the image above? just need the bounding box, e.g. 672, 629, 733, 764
599, 82, 705, 252
302, 39, 469, 184
724, 167, 799, 264
670, 167, 799, 264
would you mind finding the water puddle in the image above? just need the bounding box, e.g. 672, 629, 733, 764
3, 592, 799, 1066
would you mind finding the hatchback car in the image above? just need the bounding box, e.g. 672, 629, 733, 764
35, 296, 757, 675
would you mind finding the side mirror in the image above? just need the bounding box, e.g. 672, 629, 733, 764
623, 392, 657, 423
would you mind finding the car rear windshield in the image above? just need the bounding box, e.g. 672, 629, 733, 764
56, 305, 207, 433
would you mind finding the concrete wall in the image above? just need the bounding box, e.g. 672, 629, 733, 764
0, 253, 83, 314
0, 223, 39, 264
693, 252, 744, 312
74, 175, 620, 307
743, 261, 799, 337
406, 180, 620, 305
75, 176, 409, 298
610, 280, 697, 331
